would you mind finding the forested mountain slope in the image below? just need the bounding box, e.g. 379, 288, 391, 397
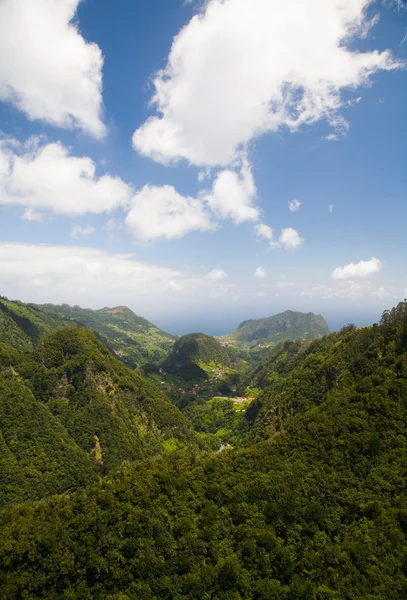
221, 310, 329, 348
0, 297, 72, 350
36, 303, 177, 366
1, 302, 407, 599
162, 332, 233, 379
0, 328, 193, 506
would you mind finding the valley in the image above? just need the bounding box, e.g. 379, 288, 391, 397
1, 295, 407, 598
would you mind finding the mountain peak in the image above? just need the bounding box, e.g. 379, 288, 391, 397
225, 310, 329, 347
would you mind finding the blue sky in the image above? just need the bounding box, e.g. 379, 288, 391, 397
0, 0, 406, 335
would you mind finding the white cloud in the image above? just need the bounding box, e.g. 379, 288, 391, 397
133, 0, 399, 167
255, 223, 303, 250
311, 282, 363, 300
208, 269, 227, 281
329, 204, 334, 213
126, 184, 214, 242
0, 243, 189, 307
255, 223, 274, 242
0, 138, 132, 215
325, 134, 339, 142
279, 227, 304, 249
0, 0, 105, 138
125, 159, 258, 243
253, 266, 266, 279
21, 207, 43, 222
203, 159, 259, 223
331, 257, 383, 280
71, 226, 95, 239
288, 199, 301, 212
0, 243, 244, 316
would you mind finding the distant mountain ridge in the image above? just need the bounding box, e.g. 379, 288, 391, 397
0, 297, 177, 367
36, 303, 177, 367
221, 309, 329, 348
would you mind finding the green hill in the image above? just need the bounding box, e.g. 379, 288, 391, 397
36, 303, 177, 367
221, 309, 329, 348
151, 332, 245, 400
1, 302, 407, 599
164, 332, 232, 377
0, 327, 193, 506
0, 297, 177, 367
0, 296, 72, 350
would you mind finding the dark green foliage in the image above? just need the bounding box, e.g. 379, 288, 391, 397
1, 302, 407, 598
164, 332, 232, 372
0, 328, 193, 506
222, 310, 329, 348
0, 370, 96, 506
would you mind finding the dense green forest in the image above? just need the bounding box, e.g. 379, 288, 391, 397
0, 327, 193, 506
0, 301, 407, 598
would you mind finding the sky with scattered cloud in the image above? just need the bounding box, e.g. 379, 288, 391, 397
0, 0, 406, 334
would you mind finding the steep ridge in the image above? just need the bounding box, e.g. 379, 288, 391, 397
1, 302, 406, 598
0, 327, 193, 506
147, 332, 247, 403
0, 363, 95, 506
0, 297, 72, 350
221, 310, 329, 348
36, 302, 177, 367
163, 332, 233, 378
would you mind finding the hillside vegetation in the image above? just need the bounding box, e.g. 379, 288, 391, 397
0, 327, 192, 506
36, 303, 177, 367
221, 310, 329, 349
1, 302, 406, 598
0, 297, 72, 350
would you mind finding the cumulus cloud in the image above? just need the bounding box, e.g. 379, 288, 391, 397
133, 0, 399, 167
126, 184, 214, 242
71, 225, 95, 239
253, 266, 266, 279
279, 228, 303, 249
203, 159, 259, 223
256, 224, 303, 250
125, 160, 259, 243
0, 137, 260, 242
331, 257, 383, 280
289, 199, 301, 212
0, 138, 132, 215
208, 269, 227, 281
0, 0, 105, 138
255, 223, 274, 242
